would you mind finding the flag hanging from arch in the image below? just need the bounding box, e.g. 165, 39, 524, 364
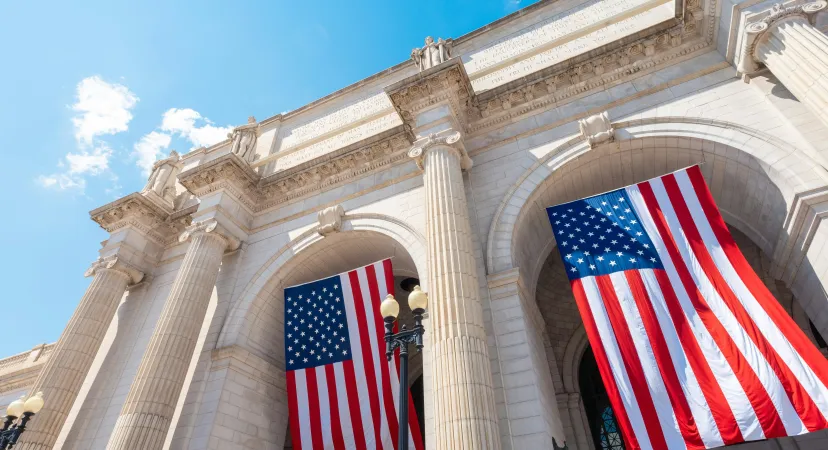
546, 165, 828, 449
284, 258, 424, 450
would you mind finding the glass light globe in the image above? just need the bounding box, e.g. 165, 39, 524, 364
6, 396, 25, 418
24, 392, 44, 414
408, 286, 428, 311
380, 294, 400, 320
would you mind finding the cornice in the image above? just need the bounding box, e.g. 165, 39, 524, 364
90, 193, 193, 247
178, 152, 261, 212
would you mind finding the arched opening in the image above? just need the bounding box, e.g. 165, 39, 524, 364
536, 225, 824, 449
579, 346, 625, 450
211, 217, 429, 449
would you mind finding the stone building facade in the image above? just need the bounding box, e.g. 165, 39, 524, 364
5, 0, 828, 448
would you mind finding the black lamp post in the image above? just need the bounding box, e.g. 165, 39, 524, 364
381, 286, 428, 450
0, 392, 45, 449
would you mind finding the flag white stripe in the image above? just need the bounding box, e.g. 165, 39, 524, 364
315, 365, 334, 448
581, 276, 653, 449
356, 268, 394, 449
340, 273, 378, 447
639, 268, 725, 448
373, 261, 419, 450
648, 177, 805, 436
675, 171, 828, 425
333, 362, 357, 449
608, 271, 685, 448
626, 184, 762, 441
294, 369, 315, 450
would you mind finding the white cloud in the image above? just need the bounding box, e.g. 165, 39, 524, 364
72, 76, 139, 145
161, 108, 232, 149
38, 76, 136, 193
133, 131, 172, 175
35, 174, 86, 191
66, 144, 113, 175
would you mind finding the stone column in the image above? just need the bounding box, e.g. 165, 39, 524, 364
743, 1, 828, 128
16, 256, 143, 450
107, 219, 240, 450
409, 130, 501, 450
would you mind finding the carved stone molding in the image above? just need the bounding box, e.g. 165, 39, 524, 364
258, 132, 410, 211
90, 193, 193, 247
578, 111, 615, 148
468, 23, 703, 133
179, 218, 242, 251
178, 153, 262, 212
317, 204, 345, 236
386, 59, 476, 135
408, 130, 472, 171
84, 255, 145, 284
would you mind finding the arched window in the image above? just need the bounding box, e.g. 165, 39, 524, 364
579, 345, 625, 450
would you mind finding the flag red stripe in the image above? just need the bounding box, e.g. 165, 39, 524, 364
343, 359, 368, 449
408, 390, 424, 450
325, 364, 347, 450
662, 173, 827, 434
624, 270, 706, 449
571, 279, 641, 449
638, 180, 787, 439
365, 264, 401, 448
595, 274, 670, 449
348, 271, 384, 450
305, 369, 325, 450
686, 166, 828, 397
287, 370, 304, 450
651, 269, 744, 444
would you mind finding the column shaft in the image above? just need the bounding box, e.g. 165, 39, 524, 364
754, 13, 828, 128
107, 231, 228, 449
16, 268, 131, 450
423, 146, 500, 450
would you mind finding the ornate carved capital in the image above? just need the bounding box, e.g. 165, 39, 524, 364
178, 153, 262, 212
408, 130, 472, 171
179, 219, 242, 251
84, 255, 144, 284
741, 1, 827, 70
317, 205, 345, 236
578, 111, 615, 148
90, 193, 193, 247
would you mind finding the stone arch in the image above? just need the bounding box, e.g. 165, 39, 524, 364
485, 116, 828, 300
217, 213, 428, 357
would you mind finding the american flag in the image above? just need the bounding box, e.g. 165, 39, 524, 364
285, 258, 424, 450
547, 165, 828, 450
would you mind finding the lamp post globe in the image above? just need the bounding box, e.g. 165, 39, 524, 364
0, 392, 45, 449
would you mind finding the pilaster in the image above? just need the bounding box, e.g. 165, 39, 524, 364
487, 268, 567, 450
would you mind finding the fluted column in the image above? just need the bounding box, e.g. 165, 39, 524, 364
107, 219, 240, 449
744, 1, 828, 128
16, 257, 143, 450
409, 131, 500, 450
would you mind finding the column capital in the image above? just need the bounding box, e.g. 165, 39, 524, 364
179, 218, 242, 251
739, 1, 827, 72
84, 255, 144, 284
407, 129, 473, 171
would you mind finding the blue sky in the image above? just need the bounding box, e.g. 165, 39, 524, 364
0, 0, 534, 358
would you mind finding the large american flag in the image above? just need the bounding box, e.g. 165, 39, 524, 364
547, 165, 828, 449
285, 258, 424, 450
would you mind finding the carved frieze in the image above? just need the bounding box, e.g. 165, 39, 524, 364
468, 22, 704, 133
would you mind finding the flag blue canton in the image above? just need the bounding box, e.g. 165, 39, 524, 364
285, 275, 353, 371
547, 188, 663, 281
